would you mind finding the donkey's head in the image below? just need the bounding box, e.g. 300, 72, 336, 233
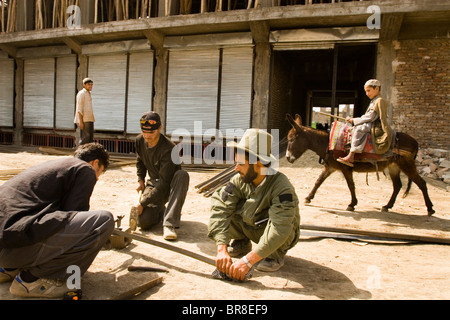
286, 114, 308, 163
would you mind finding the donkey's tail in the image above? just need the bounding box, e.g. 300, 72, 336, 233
403, 178, 413, 198
402, 150, 418, 199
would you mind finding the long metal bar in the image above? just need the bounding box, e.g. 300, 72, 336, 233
300, 224, 450, 245
113, 229, 216, 266
314, 111, 347, 121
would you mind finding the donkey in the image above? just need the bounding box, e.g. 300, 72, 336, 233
285, 114, 435, 216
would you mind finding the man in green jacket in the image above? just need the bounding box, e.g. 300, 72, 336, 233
208, 129, 300, 281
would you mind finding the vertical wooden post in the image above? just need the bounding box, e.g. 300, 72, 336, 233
1, 0, 5, 33
94, 0, 98, 23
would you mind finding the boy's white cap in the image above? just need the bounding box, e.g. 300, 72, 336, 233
364, 79, 381, 87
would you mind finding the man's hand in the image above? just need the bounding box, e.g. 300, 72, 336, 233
346, 117, 354, 125
136, 180, 145, 193
135, 182, 145, 215
228, 259, 250, 281
216, 244, 233, 274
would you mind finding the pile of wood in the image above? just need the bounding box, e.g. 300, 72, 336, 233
0, 146, 136, 181
94, 0, 153, 23
1, 0, 17, 33
0, 0, 154, 33
0, 168, 23, 181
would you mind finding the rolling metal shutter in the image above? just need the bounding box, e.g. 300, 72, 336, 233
23, 58, 55, 128
0, 57, 14, 127
219, 47, 253, 135
127, 51, 154, 134
88, 54, 128, 132
55, 56, 77, 129
166, 49, 220, 135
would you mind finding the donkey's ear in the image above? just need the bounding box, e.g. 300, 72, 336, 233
286, 114, 302, 132
295, 114, 303, 126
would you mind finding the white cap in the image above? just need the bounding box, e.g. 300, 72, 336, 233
364, 79, 381, 87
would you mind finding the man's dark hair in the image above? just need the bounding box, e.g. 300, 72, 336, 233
74, 143, 110, 170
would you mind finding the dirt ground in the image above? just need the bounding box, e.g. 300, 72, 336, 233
0, 147, 449, 301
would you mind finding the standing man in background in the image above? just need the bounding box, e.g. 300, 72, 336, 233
74, 78, 95, 146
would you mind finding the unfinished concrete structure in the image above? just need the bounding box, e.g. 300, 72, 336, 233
0, 0, 449, 154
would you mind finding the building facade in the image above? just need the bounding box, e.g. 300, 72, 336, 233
0, 0, 449, 153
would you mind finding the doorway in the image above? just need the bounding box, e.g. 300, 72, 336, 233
269, 43, 377, 137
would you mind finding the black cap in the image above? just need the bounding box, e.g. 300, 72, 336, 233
140, 111, 161, 131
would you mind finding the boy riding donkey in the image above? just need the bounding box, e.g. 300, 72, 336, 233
337, 79, 393, 167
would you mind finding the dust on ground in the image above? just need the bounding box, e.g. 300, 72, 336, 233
0, 147, 449, 300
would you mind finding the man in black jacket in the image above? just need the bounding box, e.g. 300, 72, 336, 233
0, 143, 114, 299
130, 111, 189, 241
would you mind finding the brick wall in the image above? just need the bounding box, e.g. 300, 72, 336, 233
391, 38, 450, 149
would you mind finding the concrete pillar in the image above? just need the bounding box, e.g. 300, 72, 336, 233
77, 55, 89, 92
250, 21, 271, 130
153, 48, 169, 133
376, 41, 396, 124
377, 13, 403, 124
252, 42, 271, 129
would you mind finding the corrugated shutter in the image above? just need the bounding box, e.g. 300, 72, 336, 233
219, 47, 253, 136
23, 58, 55, 128
55, 56, 77, 129
127, 51, 154, 134
88, 54, 127, 131
166, 49, 219, 135
0, 58, 14, 127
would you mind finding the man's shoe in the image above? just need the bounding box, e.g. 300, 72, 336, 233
10, 274, 68, 299
227, 239, 252, 258
163, 226, 177, 241
255, 257, 284, 272
0, 268, 19, 283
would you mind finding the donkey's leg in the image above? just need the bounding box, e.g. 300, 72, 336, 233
305, 166, 335, 204
399, 158, 435, 216
382, 164, 402, 212
341, 167, 357, 211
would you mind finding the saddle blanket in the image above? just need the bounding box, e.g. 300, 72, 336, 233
328, 121, 382, 161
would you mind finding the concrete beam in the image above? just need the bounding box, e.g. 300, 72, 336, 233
380, 13, 404, 41
63, 37, 83, 55
1, 0, 448, 47
143, 29, 166, 49
250, 21, 270, 43
0, 45, 17, 59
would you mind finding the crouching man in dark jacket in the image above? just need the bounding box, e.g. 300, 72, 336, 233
0, 143, 114, 299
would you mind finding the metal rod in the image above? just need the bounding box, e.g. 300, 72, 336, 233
113, 229, 216, 266
300, 224, 450, 245
314, 111, 347, 121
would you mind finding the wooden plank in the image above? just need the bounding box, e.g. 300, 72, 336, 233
109, 276, 163, 300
